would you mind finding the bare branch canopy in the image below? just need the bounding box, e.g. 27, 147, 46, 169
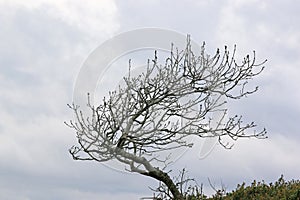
66, 35, 267, 199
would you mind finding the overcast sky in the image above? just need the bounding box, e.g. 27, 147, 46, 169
0, 0, 299, 199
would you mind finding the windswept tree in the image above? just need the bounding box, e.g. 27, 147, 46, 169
66, 36, 267, 200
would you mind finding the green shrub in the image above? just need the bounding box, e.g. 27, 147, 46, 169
151, 174, 300, 199
207, 175, 300, 200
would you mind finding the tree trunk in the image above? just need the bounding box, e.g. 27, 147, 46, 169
142, 168, 183, 200
114, 148, 183, 199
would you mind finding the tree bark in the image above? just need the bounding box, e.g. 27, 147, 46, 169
142, 168, 183, 200
115, 148, 183, 199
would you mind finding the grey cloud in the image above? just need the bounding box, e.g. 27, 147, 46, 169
1, 0, 300, 199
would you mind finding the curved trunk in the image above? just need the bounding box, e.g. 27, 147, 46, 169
142, 169, 183, 200
114, 148, 183, 199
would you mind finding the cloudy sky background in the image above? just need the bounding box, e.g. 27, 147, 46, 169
0, 0, 299, 199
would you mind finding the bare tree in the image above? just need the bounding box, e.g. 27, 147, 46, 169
66, 36, 267, 200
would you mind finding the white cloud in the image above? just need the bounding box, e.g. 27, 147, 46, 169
0, 0, 119, 39
0, 1, 126, 199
